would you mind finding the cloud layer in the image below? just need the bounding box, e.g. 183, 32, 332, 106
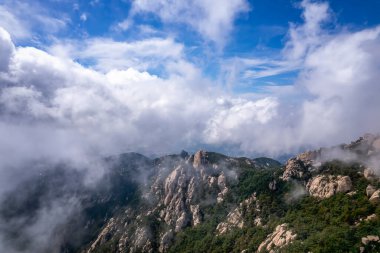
0, 1, 380, 164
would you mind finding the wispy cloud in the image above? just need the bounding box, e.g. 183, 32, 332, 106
0, 0, 68, 41
48, 37, 184, 72
222, 0, 332, 86
127, 0, 250, 47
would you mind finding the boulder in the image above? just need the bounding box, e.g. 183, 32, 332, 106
364, 214, 377, 222
307, 175, 352, 198
361, 235, 379, 245
369, 190, 380, 204
364, 168, 376, 181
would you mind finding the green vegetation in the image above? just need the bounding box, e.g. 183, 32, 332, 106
169, 213, 269, 253
282, 191, 379, 252
168, 161, 380, 253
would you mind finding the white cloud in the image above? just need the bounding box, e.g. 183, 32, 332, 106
0, 0, 379, 159
204, 97, 278, 145
206, 0, 380, 155
297, 26, 380, 146
49, 37, 184, 72
0, 6, 30, 39
80, 13, 88, 22
0, 0, 67, 40
130, 0, 249, 46
0, 27, 14, 72
115, 18, 132, 31
284, 0, 330, 61
225, 0, 331, 84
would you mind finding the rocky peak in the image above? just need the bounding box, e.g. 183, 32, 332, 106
283, 134, 380, 183
193, 150, 208, 169
282, 152, 317, 182
179, 150, 189, 159
151, 151, 235, 243
344, 133, 380, 156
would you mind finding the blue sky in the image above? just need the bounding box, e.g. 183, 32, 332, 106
3, 0, 380, 87
0, 0, 380, 159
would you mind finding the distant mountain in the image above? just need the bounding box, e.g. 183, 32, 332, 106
1, 135, 380, 253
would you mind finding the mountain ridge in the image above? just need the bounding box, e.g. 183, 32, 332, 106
1, 135, 380, 252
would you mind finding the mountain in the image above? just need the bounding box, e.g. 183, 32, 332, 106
1, 135, 380, 252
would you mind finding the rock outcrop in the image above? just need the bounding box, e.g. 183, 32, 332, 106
87, 218, 117, 253
193, 150, 208, 169
360, 235, 380, 253
364, 168, 378, 181
88, 150, 247, 252
364, 214, 377, 222
282, 151, 319, 181
361, 235, 380, 245
283, 134, 380, 185
369, 189, 380, 204
156, 152, 233, 233
366, 184, 377, 197
306, 175, 352, 198
159, 230, 174, 253
216, 193, 260, 235
257, 224, 297, 253
216, 207, 244, 235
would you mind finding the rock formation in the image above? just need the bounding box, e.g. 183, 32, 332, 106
216, 193, 260, 235
257, 224, 297, 253
306, 175, 352, 198
369, 189, 380, 204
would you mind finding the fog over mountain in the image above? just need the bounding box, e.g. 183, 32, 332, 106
0, 0, 380, 252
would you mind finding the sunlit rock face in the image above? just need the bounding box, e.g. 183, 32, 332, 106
257, 224, 297, 253
216, 193, 261, 235
306, 175, 352, 198
282, 151, 319, 182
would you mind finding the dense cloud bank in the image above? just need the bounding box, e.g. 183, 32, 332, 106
1, 2, 380, 161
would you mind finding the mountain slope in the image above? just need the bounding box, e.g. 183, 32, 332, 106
86, 135, 380, 253
1, 135, 380, 252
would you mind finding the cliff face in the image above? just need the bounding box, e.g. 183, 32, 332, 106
85, 151, 282, 253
